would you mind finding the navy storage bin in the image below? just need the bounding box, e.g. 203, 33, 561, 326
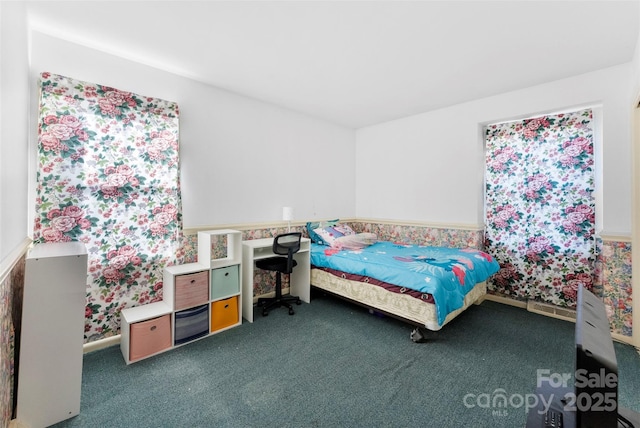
174, 304, 209, 345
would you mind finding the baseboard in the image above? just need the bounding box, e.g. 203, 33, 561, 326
483, 293, 527, 308
509, 298, 634, 346
76, 292, 637, 353
252, 287, 292, 303
83, 335, 120, 353
485, 295, 578, 324
81, 290, 298, 350
612, 332, 634, 346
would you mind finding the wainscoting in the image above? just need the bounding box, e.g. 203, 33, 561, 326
0, 249, 26, 427
0, 222, 633, 426
183, 221, 632, 339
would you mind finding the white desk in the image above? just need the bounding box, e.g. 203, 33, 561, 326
242, 237, 311, 322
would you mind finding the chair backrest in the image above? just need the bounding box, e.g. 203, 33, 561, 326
273, 232, 302, 273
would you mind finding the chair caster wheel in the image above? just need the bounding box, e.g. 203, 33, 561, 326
289, 308, 295, 315
295, 300, 301, 305
262, 311, 268, 316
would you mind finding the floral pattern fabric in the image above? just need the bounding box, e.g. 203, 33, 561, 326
485, 109, 595, 307
34, 73, 183, 341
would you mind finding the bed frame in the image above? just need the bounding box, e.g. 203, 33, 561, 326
311, 267, 487, 341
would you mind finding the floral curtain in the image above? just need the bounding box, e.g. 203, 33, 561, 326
484, 109, 595, 307
33, 72, 183, 341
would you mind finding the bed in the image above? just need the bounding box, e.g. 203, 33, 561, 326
307, 221, 500, 341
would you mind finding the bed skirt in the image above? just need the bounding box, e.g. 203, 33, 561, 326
311, 267, 487, 331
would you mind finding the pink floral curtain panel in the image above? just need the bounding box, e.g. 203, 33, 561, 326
484, 109, 595, 307
34, 72, 183, 341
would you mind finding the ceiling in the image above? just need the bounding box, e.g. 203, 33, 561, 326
25, 0, 640, 129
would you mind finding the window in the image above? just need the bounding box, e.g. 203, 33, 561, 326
484, 108, 595, 307
33, 72, 183, 341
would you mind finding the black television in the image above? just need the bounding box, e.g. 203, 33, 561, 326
575, 285, 620, 427
526, 286, 640, 428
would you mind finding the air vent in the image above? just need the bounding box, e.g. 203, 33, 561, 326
527, 300, 576, 322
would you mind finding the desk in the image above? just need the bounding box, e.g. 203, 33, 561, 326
242, 237, 311, 322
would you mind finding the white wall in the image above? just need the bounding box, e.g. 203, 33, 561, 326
6, 21, 635, 252
630, 4, 640, 348
356, 64, 633, 236
28, 31, 356, 229
0, 2, 30, 265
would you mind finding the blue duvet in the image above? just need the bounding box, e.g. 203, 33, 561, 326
311, 241, 500, 326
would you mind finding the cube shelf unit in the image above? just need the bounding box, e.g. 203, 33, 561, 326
121, 229, 242, 364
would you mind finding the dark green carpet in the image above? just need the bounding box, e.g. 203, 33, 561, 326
53, 292, 640, 428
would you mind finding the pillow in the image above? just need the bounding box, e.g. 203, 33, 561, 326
331, 233, 378, 250
306, 219, 339, 244
312, 223, 356, 246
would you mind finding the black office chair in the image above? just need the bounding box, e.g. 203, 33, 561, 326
256, 232, 302, 316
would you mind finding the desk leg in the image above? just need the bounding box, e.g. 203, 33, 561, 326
241, 251, 255, 323
291, 252, 310, 303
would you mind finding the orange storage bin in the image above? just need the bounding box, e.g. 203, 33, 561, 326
210, 296, 239, 332
129, 314, 171, 362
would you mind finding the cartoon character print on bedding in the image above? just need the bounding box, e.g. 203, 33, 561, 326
393, 248, 496, 288
393, 255, 470, 285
